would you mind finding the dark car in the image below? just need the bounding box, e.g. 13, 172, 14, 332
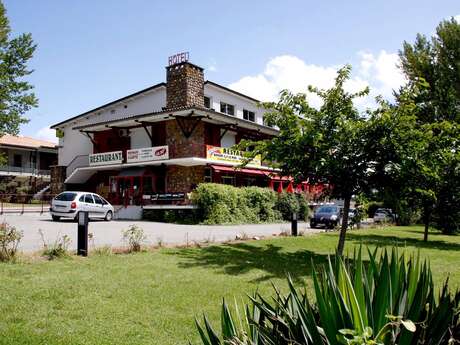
310, 205, 342, 229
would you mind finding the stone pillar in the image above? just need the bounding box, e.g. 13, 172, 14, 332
166, 62, 204, 109
167, 165, 205, 193
50, 165, 66, 195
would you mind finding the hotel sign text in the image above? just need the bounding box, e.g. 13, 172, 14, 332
168, 52, 189, 66
89, 151, 123, 166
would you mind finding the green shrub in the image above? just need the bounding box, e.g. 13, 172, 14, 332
39, 230, 70, 260
275, 192, 310, 221
143, 209, 200, 224
195, 247, 460, 345
366, 201, 384, 217
122, 225, 146, 252
191, 183, 283, 225
191, 183, 311, 224
0, 222, 22, 262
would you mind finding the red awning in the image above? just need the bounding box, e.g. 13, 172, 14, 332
210, 165, 268, 176
264, 172, 292, 181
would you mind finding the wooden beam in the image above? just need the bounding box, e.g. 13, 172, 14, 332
80, 131, 98, 148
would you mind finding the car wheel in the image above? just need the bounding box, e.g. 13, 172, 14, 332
105, 211, 113, 221
51, 215, 60, 221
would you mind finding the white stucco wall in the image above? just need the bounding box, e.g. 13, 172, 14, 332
220, 130, 236, 148
204, 84, 266, 125
57, 87, 166, 166
130, 127, 151, 149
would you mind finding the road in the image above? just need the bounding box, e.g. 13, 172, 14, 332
1, 213, 320, 253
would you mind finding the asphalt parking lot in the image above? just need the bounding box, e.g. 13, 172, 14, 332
1, 212, 318, 253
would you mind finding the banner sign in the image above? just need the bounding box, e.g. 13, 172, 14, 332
126, 146, 169, 163
206, 145, 261, 167
89, 151, 123, 166
143, 193, 185, 201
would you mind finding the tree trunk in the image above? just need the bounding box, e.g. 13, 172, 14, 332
423, 204, 431, 242
337, 195, 351, 256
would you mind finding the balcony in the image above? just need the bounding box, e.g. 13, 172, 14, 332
66, 143, 267, 178
0, 165, 51, 177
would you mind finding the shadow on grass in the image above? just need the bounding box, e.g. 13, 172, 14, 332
172, 242, 330, 283
347, 232, 460, 251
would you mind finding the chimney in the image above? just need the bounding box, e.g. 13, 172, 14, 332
166, 61, 204, 109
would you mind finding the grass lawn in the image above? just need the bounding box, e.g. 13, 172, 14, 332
1, 226, 459, 345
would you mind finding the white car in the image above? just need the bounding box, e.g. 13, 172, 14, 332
373, 208, 395, 223
50, 191, 114, 221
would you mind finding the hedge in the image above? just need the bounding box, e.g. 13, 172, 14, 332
190, 183, 309, 225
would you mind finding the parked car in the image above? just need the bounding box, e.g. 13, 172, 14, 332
50, 191, 114, 221
310, 205, 342, 229
373, 208, 395, 223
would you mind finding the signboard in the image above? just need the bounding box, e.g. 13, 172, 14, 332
149, 193, 185, 201
126, 146, 169, 163
89, 151, 123, 166
168, 52, 189, 66
206, 145, 261, 167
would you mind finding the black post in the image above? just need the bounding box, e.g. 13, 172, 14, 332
291, 212, 298, 236
77, 211, 89, 256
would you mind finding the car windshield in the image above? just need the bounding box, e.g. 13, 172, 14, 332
317, 206, 337, 213
54, 192, 78, 201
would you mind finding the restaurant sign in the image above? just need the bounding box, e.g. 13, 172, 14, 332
206, 145, 261, 167
89, 151, 123, 166
126, 146, 169, 163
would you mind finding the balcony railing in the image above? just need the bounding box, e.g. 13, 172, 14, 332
0, 165, 51, 176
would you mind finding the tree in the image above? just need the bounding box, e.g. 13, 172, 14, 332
0, 1, 37, 137
239, 65, 373, 255
397, 17, 460, 235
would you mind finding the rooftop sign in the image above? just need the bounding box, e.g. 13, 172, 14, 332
168, 52, 189, 66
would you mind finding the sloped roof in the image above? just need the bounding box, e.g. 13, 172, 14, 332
0, 134, 57, 150
51, 80, 261, 130
50, 82, 166, 129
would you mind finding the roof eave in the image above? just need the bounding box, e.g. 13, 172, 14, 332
50, 82, 166, 129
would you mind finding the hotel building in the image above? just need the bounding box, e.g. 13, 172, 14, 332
50, 56, 287, 214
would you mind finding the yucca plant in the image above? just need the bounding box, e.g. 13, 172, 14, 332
194, 247, 460, 345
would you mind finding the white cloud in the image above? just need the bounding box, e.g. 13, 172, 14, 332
228, 51, 406, 110
36, 126, 58, 143
207, 59, 218, 72
454, 14, 460, 22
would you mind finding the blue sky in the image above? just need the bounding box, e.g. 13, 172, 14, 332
4, 0, 460, 142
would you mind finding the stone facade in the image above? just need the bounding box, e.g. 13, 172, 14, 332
166, 62, 204, 109
167, 165, 205, 193
50, 165, 66, 195
165, 120, 206, 158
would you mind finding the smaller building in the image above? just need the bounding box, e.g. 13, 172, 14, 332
0, 134, 58, 195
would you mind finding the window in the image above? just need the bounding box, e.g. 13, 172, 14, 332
93, 195, 104, 205
220, 102, 235, 116
204, 96, 211, 108
204, 168, 212, 182
221, 176, 235, 185
55, 192, 77, 201
244, 177, 256, 186
243, 109, 255, 122
13, 154, 22, 167
84, 194, 94, 203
